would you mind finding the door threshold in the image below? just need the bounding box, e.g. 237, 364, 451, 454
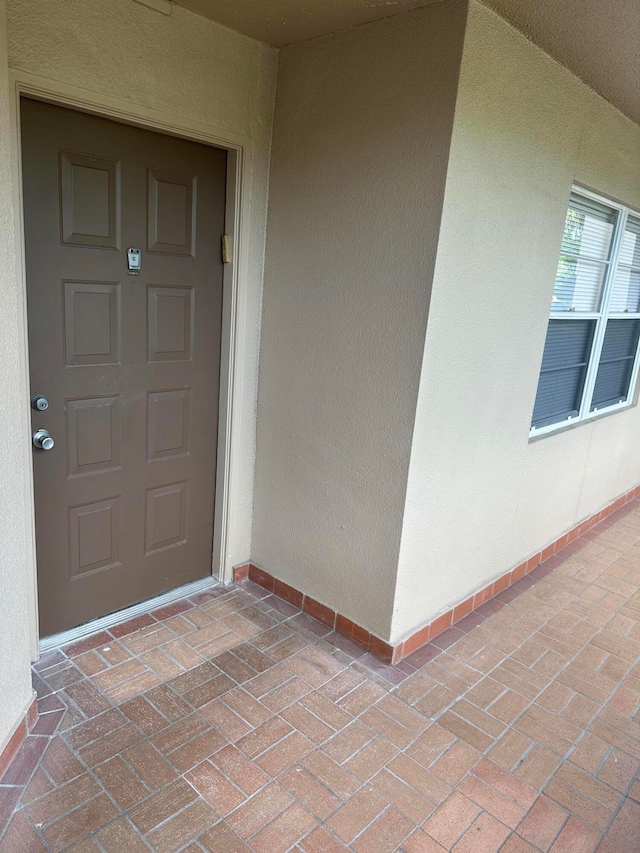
38, 576, 220, 655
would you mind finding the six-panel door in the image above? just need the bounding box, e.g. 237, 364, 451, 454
21, 98, 226, 636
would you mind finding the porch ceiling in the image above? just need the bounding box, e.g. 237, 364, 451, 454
173, 0, 640, 127
173, 0, 442, 48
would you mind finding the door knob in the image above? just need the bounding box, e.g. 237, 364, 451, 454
33, 429, 55, 451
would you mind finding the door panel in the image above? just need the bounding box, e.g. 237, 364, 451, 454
63, 281, 121, 366
66, 395, 121, 478
60, 152, 120, 248
21, 98, 226, 637
147, 170, 195, 255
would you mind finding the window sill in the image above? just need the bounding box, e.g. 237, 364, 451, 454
528, 400, 638, 443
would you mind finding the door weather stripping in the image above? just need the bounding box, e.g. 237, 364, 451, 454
38, 576, 219, 655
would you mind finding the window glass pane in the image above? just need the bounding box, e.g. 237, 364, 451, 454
532, 319, 595, 428
551, 194, 616, 313
610, 268, 640, 313
552, 256, 607, 313
618, 216, 640, 269
590, 319, 640, 411
611, 216, 640, 312
560, 195, 616, 261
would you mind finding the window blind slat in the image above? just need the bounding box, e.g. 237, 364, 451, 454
609, 268, 640, 313
567, 194, 617, 225
560, 194, 616, 258
552, 195, 616, 313
590, 319, 640, 410
552, 257, 607, 313
619, 222, 640, 269
611, 216, 640, 312
532, 320, 595, 427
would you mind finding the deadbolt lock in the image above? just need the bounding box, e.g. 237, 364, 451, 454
31, 394, 49, 411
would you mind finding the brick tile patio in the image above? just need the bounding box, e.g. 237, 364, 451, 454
3, 502, 640, 851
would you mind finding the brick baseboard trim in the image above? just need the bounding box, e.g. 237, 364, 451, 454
235, 484, 640, 664
0, 695, 38, 783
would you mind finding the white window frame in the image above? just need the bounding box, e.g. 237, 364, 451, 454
531, 186, 640, 438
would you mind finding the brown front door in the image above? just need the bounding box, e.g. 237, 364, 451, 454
21, 98, 226, 637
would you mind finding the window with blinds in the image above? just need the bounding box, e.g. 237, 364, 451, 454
531, 190, 640, 435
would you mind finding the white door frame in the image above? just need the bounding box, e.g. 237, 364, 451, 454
9, 71, 250, 657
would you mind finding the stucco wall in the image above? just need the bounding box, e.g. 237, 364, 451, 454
6, 0, 277, 573
7, 0, 278, 580
0, 0, 34, 757
393, 0, 640, 640
253, 0, 468, 638
0, 0, 276, 752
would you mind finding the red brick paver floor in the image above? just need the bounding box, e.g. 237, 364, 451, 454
3, 502, 640, 852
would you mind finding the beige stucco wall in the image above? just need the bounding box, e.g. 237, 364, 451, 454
253, 0, 468, 638
0, 0, 34, 757
393, 0, 640, 641
0, 0, 276, 751
7, 0, 277, 573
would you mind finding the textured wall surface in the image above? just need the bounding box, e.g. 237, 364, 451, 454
0, 0, 34, 755
7, 0, 273, 139
253, 1, 468, 638
6, 0, 278, 572
1, 0, 277, 750
393, 0, 640, 641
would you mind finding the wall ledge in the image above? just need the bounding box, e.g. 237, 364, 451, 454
237, 483, 640, 664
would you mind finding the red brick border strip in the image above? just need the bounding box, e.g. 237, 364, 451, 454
0, 695, 38, 783
236, 484, 640, 665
